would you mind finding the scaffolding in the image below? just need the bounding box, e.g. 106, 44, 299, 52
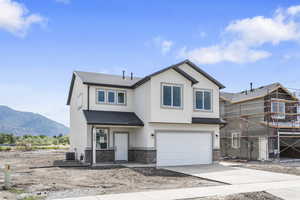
220, 87, 300, 161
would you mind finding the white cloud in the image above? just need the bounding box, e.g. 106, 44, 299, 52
0, 0, 45, 37
180, 5, 300, 64
55, 0, 71, 5
151, 36, 174, 55
287, 5, 300, 16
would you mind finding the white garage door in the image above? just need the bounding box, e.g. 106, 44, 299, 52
156, 132, 212, 166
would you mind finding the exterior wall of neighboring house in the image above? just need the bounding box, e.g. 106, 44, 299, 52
69, 76, 89, 161
220, 87, 300, 161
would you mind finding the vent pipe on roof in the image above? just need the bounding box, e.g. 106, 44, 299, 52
250, 82, 253, 92
131, 72, 133, 80
122, 70, 125, 80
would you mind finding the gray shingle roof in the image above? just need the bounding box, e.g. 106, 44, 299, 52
75, 71, 142, 88
221, 82, 282, 103
83, 110, 144, 126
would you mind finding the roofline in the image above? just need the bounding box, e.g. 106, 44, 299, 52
221, 83, 299, 104
66, 73, 76, 105
86, 122, 144, 126
82, 82, 133, 89
133, 59, 224, 89
67, 60, 225, 105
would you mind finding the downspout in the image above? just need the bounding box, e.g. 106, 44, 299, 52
87, 85, 90, 111
91, 125, 93, 166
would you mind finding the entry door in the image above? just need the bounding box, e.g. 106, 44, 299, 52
114, 133, 128, 161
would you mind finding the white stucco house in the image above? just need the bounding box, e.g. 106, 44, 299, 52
67, 60, 225, 167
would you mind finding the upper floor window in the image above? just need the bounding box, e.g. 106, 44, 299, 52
117, 91, 126, 104
97, 90, 105, 103
77, 93, 83, 110
271, 99, 285, 119
97, 89, 126, 105
194, 89, 212, 111
108, 91, 116, 104
161, 83, 182, 108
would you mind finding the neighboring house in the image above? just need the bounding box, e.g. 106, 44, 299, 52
67, 60, 225, 167
220, 83, 300, 161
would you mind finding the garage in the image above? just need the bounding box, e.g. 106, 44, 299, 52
156, 132, 212, 166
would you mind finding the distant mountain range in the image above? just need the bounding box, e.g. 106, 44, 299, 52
0, 105, 69, 136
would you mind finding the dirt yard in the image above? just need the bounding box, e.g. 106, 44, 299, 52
0, 150, 220, 200
230, 160, 300, 176
188, 191, 283, 200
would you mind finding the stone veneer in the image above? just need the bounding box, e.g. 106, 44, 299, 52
128, 150, 156, 164
213, 149, 220, 161
85, 149, 114, 163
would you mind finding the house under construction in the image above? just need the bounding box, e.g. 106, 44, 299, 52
220, 83, 300, 161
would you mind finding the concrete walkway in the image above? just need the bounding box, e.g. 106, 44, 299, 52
54, 180, 300, 200
163, 164, 300, 184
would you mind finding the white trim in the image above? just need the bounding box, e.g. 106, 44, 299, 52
231, 132, 241, 149
194, 88, 213, 112
161, 83, 183, 109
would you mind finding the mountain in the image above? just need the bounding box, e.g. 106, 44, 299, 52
0, 105, 69, 136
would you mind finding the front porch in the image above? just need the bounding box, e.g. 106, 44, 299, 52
83, 110, 156, 165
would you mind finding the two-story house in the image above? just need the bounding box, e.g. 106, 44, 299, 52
67, 60, 225, 167
220, 83, 300, 161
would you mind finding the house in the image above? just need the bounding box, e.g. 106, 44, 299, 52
220, 83, 300, 161
66, 60, 225, 167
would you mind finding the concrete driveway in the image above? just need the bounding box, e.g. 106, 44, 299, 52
162, 163, 300, 185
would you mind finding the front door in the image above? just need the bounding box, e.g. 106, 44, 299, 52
114, 133, 128, 161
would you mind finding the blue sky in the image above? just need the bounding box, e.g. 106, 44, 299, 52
1, 0, 300, 126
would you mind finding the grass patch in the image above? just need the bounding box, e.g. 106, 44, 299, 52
0, 146, 12, 151
20, 196, 43, 200
8, 187, 26, 194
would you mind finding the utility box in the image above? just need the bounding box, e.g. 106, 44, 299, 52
66, 152, 75, 161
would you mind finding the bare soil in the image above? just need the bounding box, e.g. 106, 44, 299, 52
231, 161, 300, 176
0, 150, 220, 200
187, 191, 283, 200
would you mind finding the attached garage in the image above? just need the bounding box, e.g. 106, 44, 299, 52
156, 131, 213, 166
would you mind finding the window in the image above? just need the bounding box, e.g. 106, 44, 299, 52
108, 91, 116, 104
194, 89, 212, 111
97, 90, 105, 103
271, 99, 285, 119
96, 89, 127, 105
95, 128, 108, 149
232, 132, 240, 149
117, 91, 126, 104
162, 84, 182, 108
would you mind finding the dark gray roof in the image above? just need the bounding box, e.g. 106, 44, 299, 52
75, 71, 142, 88
192, 118, 226, 124
83, 110, 144, 126
67, 59, 225, 105
133, 60, 224, 89
221, 83, 284, 103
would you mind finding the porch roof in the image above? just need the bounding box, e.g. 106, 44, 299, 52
83, 110, 144, 126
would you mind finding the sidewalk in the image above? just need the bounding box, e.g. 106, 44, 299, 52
54, 179, 300, 200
